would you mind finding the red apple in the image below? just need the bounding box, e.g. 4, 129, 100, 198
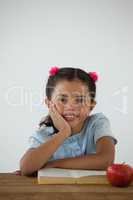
106, 163, 133, 187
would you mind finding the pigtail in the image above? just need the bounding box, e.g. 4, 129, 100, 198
39, 115, 58, 133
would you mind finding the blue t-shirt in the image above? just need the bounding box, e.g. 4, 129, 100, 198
28, 113, 117, 161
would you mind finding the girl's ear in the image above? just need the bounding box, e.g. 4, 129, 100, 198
90, 101, 96, 111
43, 98, 50, 108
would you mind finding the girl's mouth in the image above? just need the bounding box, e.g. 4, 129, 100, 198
62, 113, 79, 121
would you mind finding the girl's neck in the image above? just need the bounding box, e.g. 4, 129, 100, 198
71, 117, 88, 135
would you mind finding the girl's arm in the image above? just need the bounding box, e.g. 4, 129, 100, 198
20, 103, 71, 176
45, 136, 115, 170
20, 130, 70, 176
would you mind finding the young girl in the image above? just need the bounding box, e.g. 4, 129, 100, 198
20, 67, 117, 176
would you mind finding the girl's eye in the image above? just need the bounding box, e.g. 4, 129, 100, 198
57, 96, 85, 105
59, 98, 67, 104
75, 98, 85, 104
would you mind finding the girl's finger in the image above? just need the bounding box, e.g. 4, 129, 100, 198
49, 105, 57, 119
51, 103, 58, 114
49, 105, 54, 115
49, 103, 55, 113
52, 105, 61, 118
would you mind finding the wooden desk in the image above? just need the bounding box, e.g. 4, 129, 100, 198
0, 173, 133, 200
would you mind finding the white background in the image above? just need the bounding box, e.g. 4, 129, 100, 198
0, 0, 132, 172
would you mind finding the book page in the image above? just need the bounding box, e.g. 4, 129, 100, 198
38, 168, 106, 178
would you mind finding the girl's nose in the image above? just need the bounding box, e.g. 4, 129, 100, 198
65, 99, 78, 109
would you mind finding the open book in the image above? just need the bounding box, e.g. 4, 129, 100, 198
38, 168, 107, 184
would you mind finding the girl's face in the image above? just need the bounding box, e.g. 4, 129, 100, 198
46, 80, 96, 134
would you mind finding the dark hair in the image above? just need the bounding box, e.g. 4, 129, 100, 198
39, 67, 96, 132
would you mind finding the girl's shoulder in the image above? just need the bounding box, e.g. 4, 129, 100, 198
85, 112, 117, 145
86, 112, 109, 124
29, 125, 54, 146
29, 125, 55, 149
83, 112, 112, 133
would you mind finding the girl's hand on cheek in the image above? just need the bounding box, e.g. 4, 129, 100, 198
49, 103, 71, 137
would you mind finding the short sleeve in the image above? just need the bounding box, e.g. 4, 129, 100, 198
28, 131, 44, 149
93, 115, 117, 145
28, 126, 54, 149
28, 126, 55, 161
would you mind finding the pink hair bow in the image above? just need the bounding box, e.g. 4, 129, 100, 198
88, 72, 98, 82
49, 66, 59, 76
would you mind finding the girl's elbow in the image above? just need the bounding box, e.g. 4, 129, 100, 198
20, 161, 28, 176
20, 159, 34, 176
102, 156, 114, 170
